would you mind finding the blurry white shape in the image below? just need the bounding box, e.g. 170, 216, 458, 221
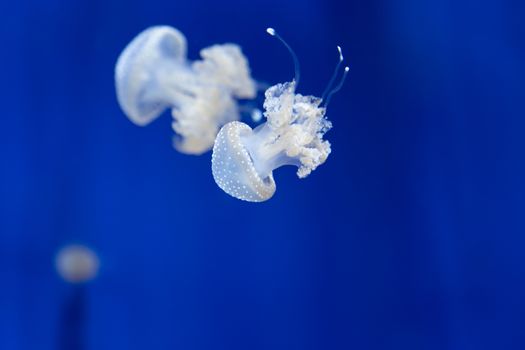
55, 245, 100, 283
251, 108, 263, 122
115, 26, 257, 155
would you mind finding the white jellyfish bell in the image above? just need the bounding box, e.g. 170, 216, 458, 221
212, 28, 349, 202
115, 26, 257, 155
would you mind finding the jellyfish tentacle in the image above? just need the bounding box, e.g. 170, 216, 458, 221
321, 46, 344, 102
266, 28, 301, 87
324, 66, 350, 107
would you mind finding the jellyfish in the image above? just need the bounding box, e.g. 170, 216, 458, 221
115, 26, 257, 155
211, 28, 349, 202
55, 245, 100, 283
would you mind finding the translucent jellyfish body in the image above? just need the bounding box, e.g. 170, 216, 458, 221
212, 28, 349, 202
115, 26, 256, 154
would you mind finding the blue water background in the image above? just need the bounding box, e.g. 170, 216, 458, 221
1, 0, 524, 349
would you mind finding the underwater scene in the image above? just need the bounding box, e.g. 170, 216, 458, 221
1, 0, 525, 349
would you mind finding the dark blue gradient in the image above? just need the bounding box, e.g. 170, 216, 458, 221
1, 0, 524, 349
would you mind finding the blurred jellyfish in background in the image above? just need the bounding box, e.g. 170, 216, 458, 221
212, 28, 349, 202
115, 25, 257, 155
55, 244, 99, 350
55, 244, 100, 284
